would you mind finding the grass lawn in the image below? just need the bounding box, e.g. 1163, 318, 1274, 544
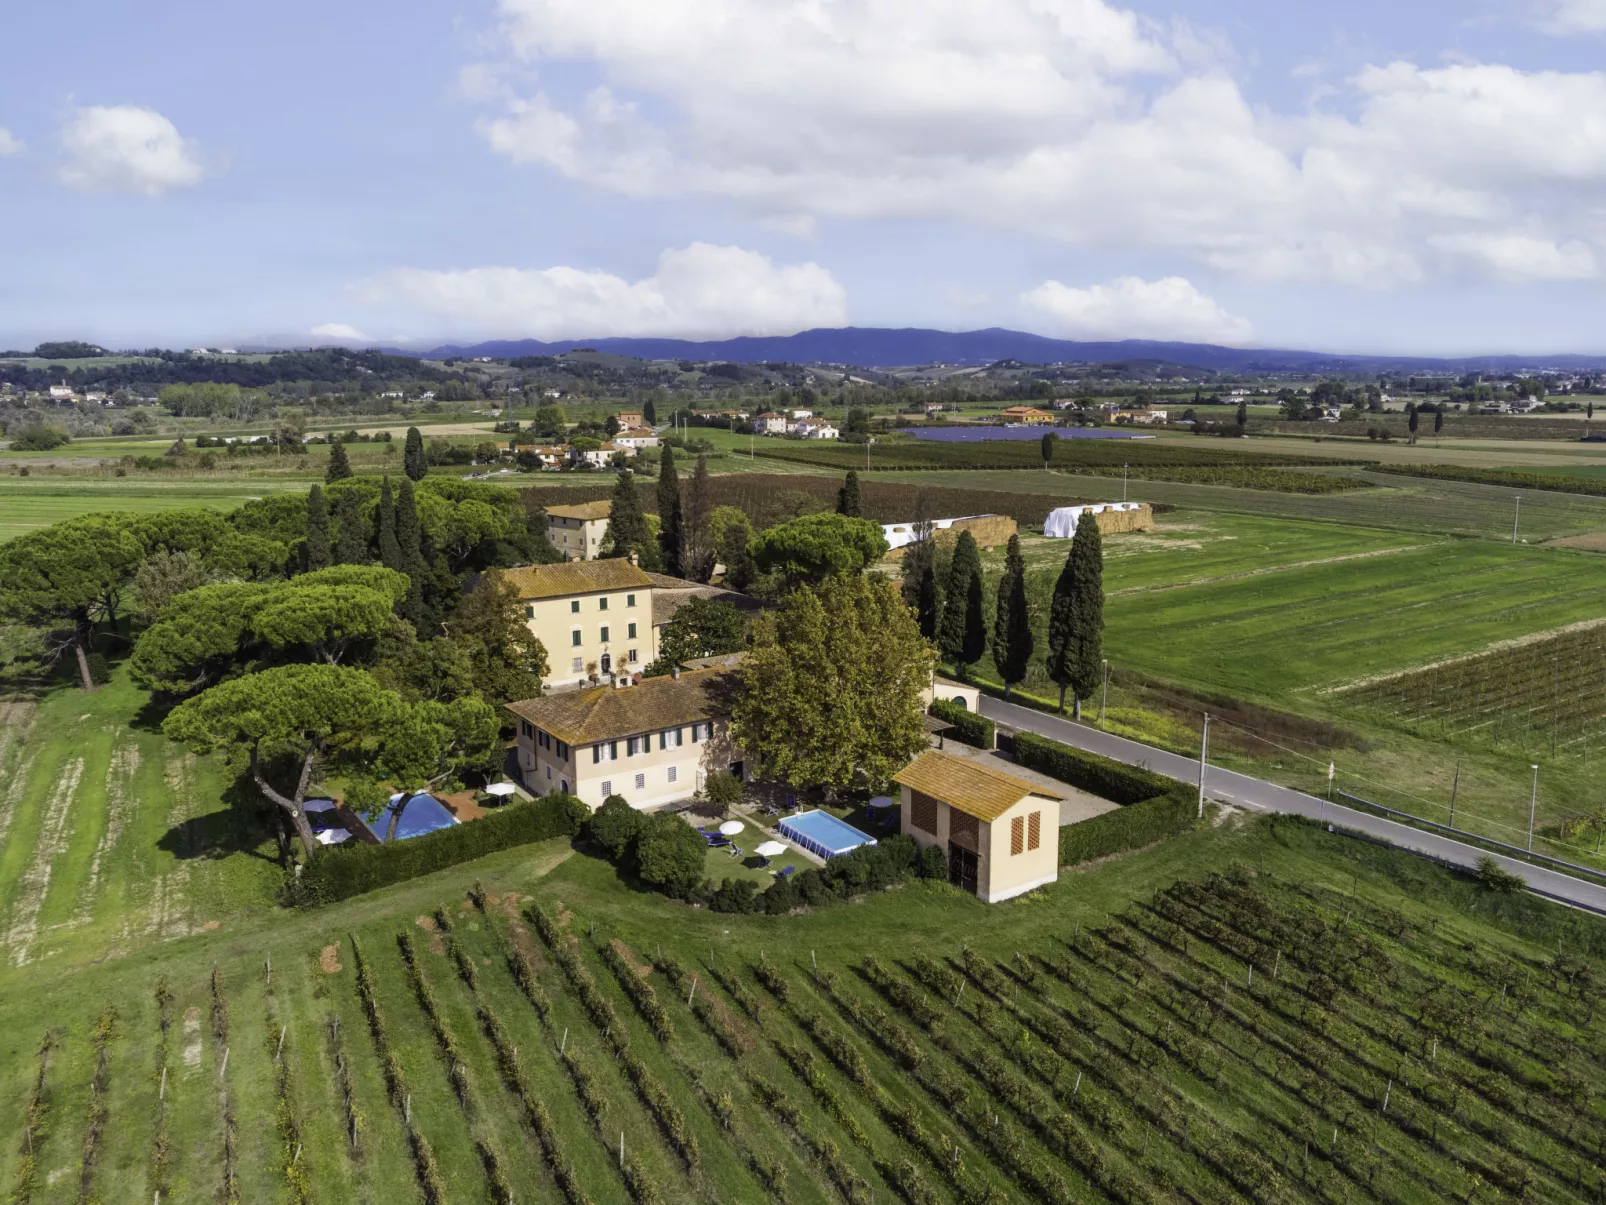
0, 475, 310, 541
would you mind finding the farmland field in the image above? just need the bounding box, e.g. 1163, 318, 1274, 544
0, 476, 308, 541
0, 720, 1601, 1205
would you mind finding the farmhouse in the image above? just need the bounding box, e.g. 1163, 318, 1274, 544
614, 426, 660, 450
999, 405, 1054, 424
894, 749, 1062, 902
544, 500, 613, 561
507, 665, 743, 810
501, 559, 659, 686
614, 410, 645, 429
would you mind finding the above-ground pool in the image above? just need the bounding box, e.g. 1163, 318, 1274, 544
912, 426, 1152, 442
779, 809, 878, 859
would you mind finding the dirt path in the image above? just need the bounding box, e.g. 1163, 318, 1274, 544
1108, 544, 1428, 598
71, 743, 141, 928
5, 756, 84, 966
140, 751, 199, 942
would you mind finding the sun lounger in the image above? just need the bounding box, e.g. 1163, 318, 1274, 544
776, 865, 797, 879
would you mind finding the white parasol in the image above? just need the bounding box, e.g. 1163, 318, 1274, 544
718, 820, 746, 836
754, 840, 787, 857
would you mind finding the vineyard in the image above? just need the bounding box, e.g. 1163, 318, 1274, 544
5, 850, 1603, 1205
1341, 624, 1606, 764
1370, 463, 1606, 497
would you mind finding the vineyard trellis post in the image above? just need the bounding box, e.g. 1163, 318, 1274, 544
1528, 764, 1540, 852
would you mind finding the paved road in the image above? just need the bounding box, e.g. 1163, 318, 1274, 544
979, 696, 1606, 916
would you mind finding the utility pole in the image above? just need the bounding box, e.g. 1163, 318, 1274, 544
1197, 714, 1211, 819
1513, 495, 1522, 544
1123, 463, 1129, 502
1099, 660, 1109, 728
1528, 764, 1540, 852
1449, 758, 1460, 829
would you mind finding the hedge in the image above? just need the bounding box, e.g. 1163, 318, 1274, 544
1008, 730, 1196, 865
929, 700, 994, 750
1013, 730, 1174, 805
293, 794, 587, 906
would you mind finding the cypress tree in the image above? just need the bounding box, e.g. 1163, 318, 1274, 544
718, 514, 756, 591
377, 477, 403, 571
326, 439, 353, 483
403, 426, 426, 481
836, 470, 863, 518
1040, 431, 1058, 469
643, 398, 658, 425
1047, 513, 1104, 718
938, 531, 986, 677
916, 562, 939, 641
1434, 408, 1445, 437
605, 470, 655, 566
992, 534, 1032, 699
1408, 406, 1420, 444
304, 484, 331, 572
657, 443, 683, 576
395, 479, 427, 631
333, 490, 366, 565
1235, 400, 1248, 434
682, 454, 715, 581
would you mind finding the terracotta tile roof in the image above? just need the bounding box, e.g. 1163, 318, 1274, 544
505, 666, 736, 745
893, 749, 1061, 822
498, 559, 654, 600
545, 500, 613, 521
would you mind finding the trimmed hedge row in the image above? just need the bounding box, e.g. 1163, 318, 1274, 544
1009, 730, 1196, 865
929, 700, 994, 750
1013, 730, 1173, 805
294, 795, 587, 906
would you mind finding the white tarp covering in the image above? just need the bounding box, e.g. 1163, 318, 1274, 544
1044, 502, 1142, 538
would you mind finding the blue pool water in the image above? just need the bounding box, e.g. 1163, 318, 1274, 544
779, 809, 878, 858
912, 426, 1151, 442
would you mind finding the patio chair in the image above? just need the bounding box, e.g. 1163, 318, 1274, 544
776, 865, 797, 879
754, 855, 771, 870
728, 845, 744, 859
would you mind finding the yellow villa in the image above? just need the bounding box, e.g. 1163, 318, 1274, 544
544, 500, 612, 560
501, 559, 659, 687
893, 749, 1062, 903
506, 665, 744, 810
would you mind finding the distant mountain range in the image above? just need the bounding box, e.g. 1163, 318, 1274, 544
412, 327, 1606, 373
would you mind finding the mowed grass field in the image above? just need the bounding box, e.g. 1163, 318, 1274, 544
0, 476, 306, 541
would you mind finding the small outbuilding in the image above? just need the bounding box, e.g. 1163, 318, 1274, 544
893, 750, 1062, 903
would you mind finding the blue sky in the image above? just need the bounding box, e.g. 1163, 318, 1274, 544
6, 0, 1606, 354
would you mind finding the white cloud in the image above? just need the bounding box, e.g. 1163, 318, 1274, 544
0, 128, 22, 157
310, 323, 372, 343
1535, 0, 1606, 33
1022, 276, 1253, 343
57, 106, 203, 197
469, 0, 1606, 286
358, 243, 847, 339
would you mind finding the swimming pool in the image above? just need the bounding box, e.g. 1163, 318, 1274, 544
779, 810, 878, 859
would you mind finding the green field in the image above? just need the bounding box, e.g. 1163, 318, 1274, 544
0, 477, 307, 541
1, 657, 1604, 1205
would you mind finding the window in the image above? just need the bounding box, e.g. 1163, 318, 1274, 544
1027, 810, 1041, 852
525, 604, 535, 619
1011, 815, 1025, 856
608, 741, 618, 760
602, 780, 612, 797
599, 597, 609, 611
540, 730, 550, 749
571, 657, 584, 673
627, 593, 636, 607
546, 765, 552, 780
570, 600, 580, 614
635, 773, 645, 790
556, 740, 569, 761
571, 630, 582, 647
627, 622, 637, 639
667, 766, 677, 784
600, 626, 610, 643
628, 649, 638, 663
692, 721, 712, 742
627, 737, 641, 756
910, 792, 938, 836
593, 745, 601, 765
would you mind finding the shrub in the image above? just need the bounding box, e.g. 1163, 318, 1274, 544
589, 794, 646, 858
703, 770, 744, 807
294, 794, 583, 905
9, 426, 69, 451
917, 844, 947, 879
930, 700, 993, 749
634, 812, 708, 894
1476, 855, 1526, 893
712, 878, 761, 914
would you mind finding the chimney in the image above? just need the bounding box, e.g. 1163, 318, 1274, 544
628, 551, 639, 567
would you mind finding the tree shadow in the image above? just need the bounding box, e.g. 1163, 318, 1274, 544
157, 778, 281, 865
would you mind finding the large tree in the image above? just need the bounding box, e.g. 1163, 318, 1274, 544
403, 426, 427, 481
716, 511, 757, 592
733, 573, 934, 790
681, 455, 715, 582
333, 490, 367, 565
657, 444, 684, 576
992, 534, 1032, 698
836, 471, 863, 518
376, 478, 403, 572
915, 563, 939, 642
305, 485, 332, 572
649, 597, 747, 672
454, 573, 549, 703
1045, 514, 1104, 717
163, 663, 497, 859
936, 530, 986, 677
326, 440, 353, 483
394, 479, 427, 631
603, 470, 658, 567
750, 513, 888, 587
0, 514, 144, 690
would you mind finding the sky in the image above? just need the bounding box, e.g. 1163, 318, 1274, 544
7, 0, 1606, 355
